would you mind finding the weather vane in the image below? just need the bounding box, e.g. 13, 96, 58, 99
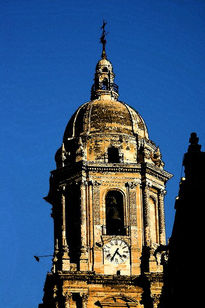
100, 20, 108, 59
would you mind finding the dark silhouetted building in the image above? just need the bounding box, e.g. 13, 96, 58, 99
160, 132, 205, 308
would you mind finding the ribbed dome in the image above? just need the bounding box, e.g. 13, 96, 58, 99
63, 99, 149, 140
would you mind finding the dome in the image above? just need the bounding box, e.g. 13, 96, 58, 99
64, 37, 149, 142
63, 99, 149, 141
96, 58, 113, 70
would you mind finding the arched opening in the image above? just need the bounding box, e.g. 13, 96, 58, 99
66, 184, 81, 267
102, 78, 108, 90
106, 191, 125, 235
102, 67, 108, 72
108, 146, 120, 163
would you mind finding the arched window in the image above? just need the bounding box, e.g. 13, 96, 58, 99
106, 191, 125, 235
108, 146, 120, 163
66, 184, 81, 266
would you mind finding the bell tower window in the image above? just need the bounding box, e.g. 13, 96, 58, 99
102, 78, 108, 90
106, 191, 125, 235
108, 146, 120, 163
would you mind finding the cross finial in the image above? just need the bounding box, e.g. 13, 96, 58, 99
100, 20, 107, 59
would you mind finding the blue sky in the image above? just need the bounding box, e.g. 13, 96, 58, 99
1, 0, 205, 306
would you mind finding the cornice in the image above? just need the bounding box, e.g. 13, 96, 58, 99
143, 163, 173, 182
47, 271, 144, 286
86, 164, 141, 173
50, 161, 172, 186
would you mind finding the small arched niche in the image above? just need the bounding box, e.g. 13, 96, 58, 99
149, 196, 159, 244
105, 190, 125, 235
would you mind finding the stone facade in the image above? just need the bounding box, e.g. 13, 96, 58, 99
39, 40, 172, 307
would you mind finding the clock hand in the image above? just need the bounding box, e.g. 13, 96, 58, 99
116, 250, 123, 258
111, 248, 119, 261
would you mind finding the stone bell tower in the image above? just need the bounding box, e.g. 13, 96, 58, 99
39, 25, 172, 308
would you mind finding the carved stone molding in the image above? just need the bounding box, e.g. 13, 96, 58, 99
142, 185, 151, 246
92, 182, 101, 224
81, 179, 101, 187
92, 180, 101, 186
158, 190, 166, 245
57, 184, 67, 194
145, 179, 152, 188
64, 292, 72, 308
82, 180, 89, 186
53, 285, 58, 299
125, 179, 141, 189
81, 293, 88, 308
151, 294, 161, 307
159, 188, 166, 196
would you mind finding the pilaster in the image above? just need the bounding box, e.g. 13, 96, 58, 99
64, 292, 72, 308
79, 180, 89, 271
142, 182, 151, 247
81, 293, 88, 308
59, 185, 70, 271
126, 180, 141, 275
158, 189, 166, 245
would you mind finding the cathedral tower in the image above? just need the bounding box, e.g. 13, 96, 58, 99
39, 27, 172, 308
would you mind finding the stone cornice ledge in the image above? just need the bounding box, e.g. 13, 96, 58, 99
144, 163, 173, 182
47, 271, 144, 286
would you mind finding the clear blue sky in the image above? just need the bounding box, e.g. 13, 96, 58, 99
1, 0, 205, 307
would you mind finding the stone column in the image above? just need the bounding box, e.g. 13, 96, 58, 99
125, 181, 139, 230
51, 201, 59, 273
64, 292, 72, 308
142, 182, 151, 246
80, 180, 88, 270
158, 189, 166, 245
61, 185, 68, 251
126, 180, 140, 275
152, 294, 161, 308
92, 181, 101, 225
88, 180, 94, 271
125, 182, 131, 231
81, 293, 88, 308
60, 185, 69, 271
53, 285, 59, 308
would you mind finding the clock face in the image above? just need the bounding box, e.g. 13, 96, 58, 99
104, 239, 129, 264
